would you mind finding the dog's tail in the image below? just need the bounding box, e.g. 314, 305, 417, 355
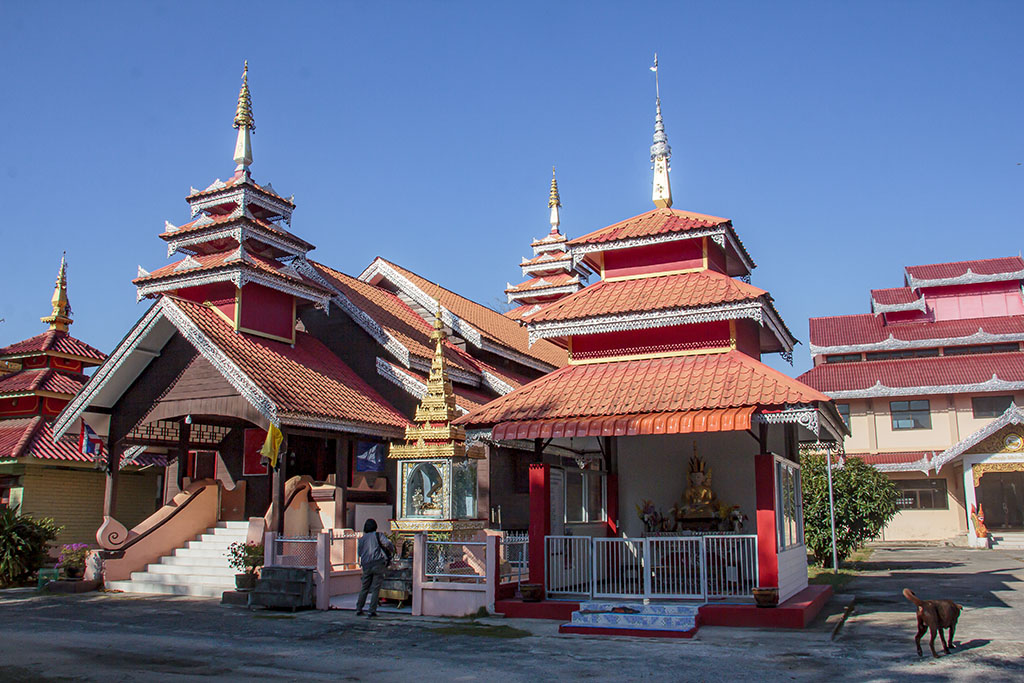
903, 588, 924, 606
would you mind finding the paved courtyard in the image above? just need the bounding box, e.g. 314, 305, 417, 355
0, 545, 1021, 682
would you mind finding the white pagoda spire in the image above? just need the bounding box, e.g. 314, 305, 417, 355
233, 61, 255, 173
548, 167, 561, 233
649, 53, 672, 209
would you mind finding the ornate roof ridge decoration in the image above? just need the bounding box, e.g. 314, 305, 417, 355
871, 294, 928, 316
754, 403, 847, 442
40, 253, 73, 332
506, 283, 582, 303
166, 223, 311, 259
376, 357, 471, 415
906, 267, 1024, 290
930, 405, 1024, 473
188, 182, 295, 226
408, 354, 481, 387
480, 370, 516, 396
810, 327, 1024, 356
278, 412, 405, 440
825, 375, 1024, 400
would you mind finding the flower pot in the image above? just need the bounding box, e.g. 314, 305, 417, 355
753, 587, 779, 608
64, 566, 83, 580
235, 573, 257, 591
520, 583, 544, 602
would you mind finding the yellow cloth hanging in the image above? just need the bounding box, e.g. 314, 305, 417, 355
260, 423, 284, 468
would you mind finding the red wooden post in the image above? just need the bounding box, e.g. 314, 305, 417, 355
528, 463, 550, 585
754, 452, 778, 589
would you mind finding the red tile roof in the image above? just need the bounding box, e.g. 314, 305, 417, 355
906, 257, 1024, 283
135, 250, 330, 295
799, 352, 1024, 394
528, 270, 766, 323
0, 369, 86, 397
0, 416, 95, 463
170, 298, 409, 431
187, 173, 295, 207
458, 350, 829, 428
505, 304, 542, 321
159, 213, 313, 250
505, 273, 579, 294
847, 451, 932, 466
568, 208, 730, 247
809, 314, 1024, 350
0, 331, 106, 363
377, 360, 492, 411
373, 259, 567, 368
521, 251, 572, 267
871, 287, 919, 306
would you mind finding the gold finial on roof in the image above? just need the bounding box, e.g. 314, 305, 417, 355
40, 252, 73, 332
548, 167, 561, 209
233, 60, 254, 132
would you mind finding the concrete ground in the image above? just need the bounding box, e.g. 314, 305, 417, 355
0, 545, 1021, 681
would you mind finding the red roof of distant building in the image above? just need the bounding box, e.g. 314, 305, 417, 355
809, 314, 1024, 350
799, 352, 1024, 395
505, 273, 579, 294
568, 208, 730, 247
905, 257, 1024, 283
0, 330, 105, 363
847, 451, 932, 466
529, 270, 766, 323
871, 287, 920, 306
0, 369, 86, 397
458, 350, 829, 429
171, 298, 409, 431
0, 417, 94, 463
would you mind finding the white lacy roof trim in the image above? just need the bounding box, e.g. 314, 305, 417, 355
825, 376, 1024, 400
119, 445, 148, 468
906, 267, 1024, 290
137, 265, 150, 278
188, 185, 294, 225
279, 412, 405, 439
376, 357, 469, 415
164, 220, 178, 234
135, 265, 331, 312
872, 459, 933, 474
53, 297, 280, 441
481, 370, 516, 395
409, 354, 480, 387
527, 298, 797, 353
506, 283, 581, 303
479, 338, 557, 374
753, 403, 846, 442
481, 437, 587, 459
167, 224, 308, 259
810, 327, 1024, 356
358, 260, 483, 348
174, 255, 202, 272
871, 295, 928, 315
930, 406, 1024, 472
569, 225, 756, 274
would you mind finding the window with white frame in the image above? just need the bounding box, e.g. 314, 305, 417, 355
563, 467, 606, 524
775, 457, 803, 550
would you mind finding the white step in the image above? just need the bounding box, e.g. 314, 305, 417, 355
161, 555, 233, 568
107, 580, 230, 598
215, 521, 250, 530
145, 564, 236, 578
174, 546, 233, 559
129, 571, 235, 586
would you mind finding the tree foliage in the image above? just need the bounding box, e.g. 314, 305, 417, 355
801, 452, 898, 568
0, 508, 62, 587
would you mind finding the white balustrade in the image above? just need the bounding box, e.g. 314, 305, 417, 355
545, 535, 592, 597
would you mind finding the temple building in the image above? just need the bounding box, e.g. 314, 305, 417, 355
458, 74, 845, 635
0, 256, 162, 544
504, 170, 591, 321
799, 257, 1024, 548
53, 65, 564, 596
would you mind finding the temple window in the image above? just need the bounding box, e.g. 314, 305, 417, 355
944, 342, 1020, 357
452, 458, 478, 519
972, 395, 1014, 419
890, 400, 931, 430
895, 479, 949, 510
565, 468, 606, 524
836, 403, 851, 429
864, 348, 939, 361
774, 457, 803, 550
824, 354, 861, 364
404, 462, 444, 518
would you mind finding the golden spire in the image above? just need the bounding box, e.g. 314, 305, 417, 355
40, 252, 73, 332
233, 61, 254, 172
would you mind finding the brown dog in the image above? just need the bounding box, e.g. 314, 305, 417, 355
903, 588, 963, 658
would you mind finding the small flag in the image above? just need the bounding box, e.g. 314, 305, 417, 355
78, 420, 103, 462
260, 423, 284, 468
650, 53, 658, 72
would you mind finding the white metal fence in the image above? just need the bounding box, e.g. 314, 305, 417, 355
327, 529, 361, 571
500, 532, 529, 585
425, 540, 487, 583
546, 534, 757, 601
271, 535, 318, 569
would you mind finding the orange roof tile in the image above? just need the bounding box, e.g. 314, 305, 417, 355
135, 251, 330, 295
457, 350, 829, 429
529, 270, 766, 323
568, 208, 730, 247
0, 369, 85, 397
373, 259, 567, 368
187, 173, 295, 207
505, 273, 579, 294
159, 213, 313, 250
0, 330, 106, 363
170, 298, 409, 431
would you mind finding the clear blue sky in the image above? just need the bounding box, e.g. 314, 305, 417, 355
1, 1, 1021, 375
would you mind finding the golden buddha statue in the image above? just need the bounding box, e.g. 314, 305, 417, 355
682, 453, 716, 518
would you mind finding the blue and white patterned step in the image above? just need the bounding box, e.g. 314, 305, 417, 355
569, 610, 697, 631
577, 601, 701, 617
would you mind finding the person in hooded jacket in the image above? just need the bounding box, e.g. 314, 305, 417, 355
355, 518, 394, 617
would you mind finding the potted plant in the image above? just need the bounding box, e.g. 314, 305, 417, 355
226, 541, 263, 591
752, 586, 779, 608
56, 543, 89, 580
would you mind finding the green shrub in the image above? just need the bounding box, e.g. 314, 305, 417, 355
802, 452, 898, 568
0, 508, 62, 587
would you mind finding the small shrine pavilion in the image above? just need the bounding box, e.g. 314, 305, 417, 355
0, 257, 161, 544
504, 170, 591, 321
459, 77, 846, 632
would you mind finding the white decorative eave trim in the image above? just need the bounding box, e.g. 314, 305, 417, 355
906, 267, 1024, 290
408, 354, 480, 387
527, 297, 797, 353
480, 370, 516, 395
136, 265, 330, 312
279, 412, 406, 440
930, 405, 1024, 472
167, 223, 308, 259
810, 327, 1024, 357
506, 283, 581, 304
54, 297, 280, 440
479, 339, 556, 374
825, 375, 1024, 400
872, 458, 934, 474
376, 357, 470, 415
569, 225, 756, 274
188, 184, 295, 225
871, 295, 928, 316
754, 403, 846, 441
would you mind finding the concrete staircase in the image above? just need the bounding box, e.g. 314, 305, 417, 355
107, 521, 249, 597
559, 601, 701, 638
990, 532, 1024, 550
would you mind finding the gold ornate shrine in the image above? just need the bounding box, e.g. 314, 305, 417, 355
389, 306, 484, 536
973, 461, 1024, 487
